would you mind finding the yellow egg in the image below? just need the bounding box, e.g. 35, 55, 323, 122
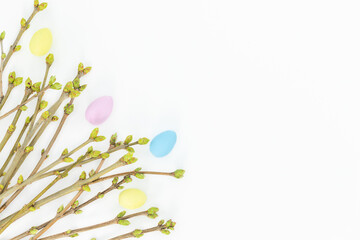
119, 188, 147, 210
29, 28, 53, 56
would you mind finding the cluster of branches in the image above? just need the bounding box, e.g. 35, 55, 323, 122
0, 1, 184, 239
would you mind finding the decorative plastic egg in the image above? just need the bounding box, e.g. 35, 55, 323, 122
150, 130, 177, 157
85, 96, 113, 125
119, 188, 147, 210
29, 28, 53, 56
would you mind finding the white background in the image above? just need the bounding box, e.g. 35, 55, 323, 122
0, 0, 360, 239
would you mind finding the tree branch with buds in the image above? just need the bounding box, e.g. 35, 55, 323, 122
0, 1, 185, 239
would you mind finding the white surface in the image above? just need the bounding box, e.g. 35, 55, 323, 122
0, 0, 360, 239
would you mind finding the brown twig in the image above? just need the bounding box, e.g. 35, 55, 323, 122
1, 170, 179, 234
37, 211, 148, 240
32, 152, 105, 239
0, 98, 75, 213
0, 85, 50, 120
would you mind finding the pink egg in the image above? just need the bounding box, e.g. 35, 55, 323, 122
85, 96, 113, 125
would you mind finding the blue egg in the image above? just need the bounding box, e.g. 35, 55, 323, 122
150, 130, 177, 157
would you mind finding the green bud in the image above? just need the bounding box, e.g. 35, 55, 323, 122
25, 78, 32, 88
8, 124, 15, 132
72, 200, 79, 208
20, 18, 26, 27
90, 150, 101, 158
87, 146, 93, 153
165, 220, 172, 228
14, 45, 21, 52
112, 177, 118, 185
124, 135, 133, 145
51, 116, 59, 121
25, 146, 34, 153
79, 171, 86, 180
82, 185, 91, 192
41, 111, 50, 119
49, 75, 56, 85
57, 205, 64, 213
0, 184, 4, 191
135, 173, 144, 179
161, 229, 171, 235
110, 133, 117, 146
29, 227, 38, 235
147, 207, 159, 215
101, 153, 110, 159
0, 31, 5, 40
17, 175, 23, 184
121, 152, 133, 163
8, 72, 15, 83
25, 117, 31, 124
174, 169, 185, 179
138, 137, 150, 145
69, 233, 79, 238
83, 67, 92, 74
126, 147, 135, 153
88, 169, 95, 177
29, 206, 36, 211
75, 210, 83, 215
69, 90, 80, 98
46, 53, 54, 65
50, 82, 62, 90
38, 2, 48, 11
13, 77, 23, 86
79, 84, 87, 91
132, 229, 143, 238
73, 78, 80, 89
118, 219, 130, 226
97, 193, 104, 198
32, 82, 41, 92
158, 220, 165, 226
117, 211, 126, 218
34, 0, 39, 7
64, 104, 74, 115
135, 167, 142, 172
63, 157, 73, 163
148, 213, 158, 219
62, 148, 68, 156
90, 128, 98, 139
94, 136, 106, 142
39, 100, 48, 110
63, 81, 74, 93
78, 62, 84, 72
1, 53, 5, 60
124, 176, 132, 183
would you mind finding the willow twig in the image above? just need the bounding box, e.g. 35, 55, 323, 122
0, 137, 92, 206
0, 88, 32, 152
0, 169, 182, 232
0, 84, 14, 112
0, 151, 90, 234
37, 211, 148, 240
0, 98, 77, 213
0, 116, 31, 180
32, 150, 106, 239
0, 88, 68, 191
0, 36, 4, 101
1, 8, 39, 71
0, 141, 135, 199
0, 85, 50, 120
